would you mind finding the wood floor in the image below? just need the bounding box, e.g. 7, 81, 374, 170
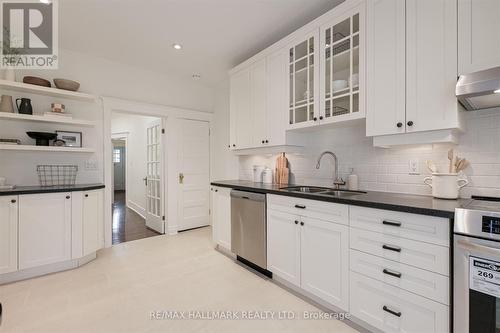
112, 191, 160, 245
0, 227, 359, 333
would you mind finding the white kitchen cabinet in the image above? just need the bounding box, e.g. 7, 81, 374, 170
19, 192, 72, 270
366, 0, 406, 136
459, 0, 500, 74
267, 197, 350, 311
211, 186, 231, 251
0, 196, 18, 274
229, 67, 252, 149
300, 216, 349, 309
267, 209, 301, 287
266, 48, 288, 146
250, 59, 268, 147
320, 4, 365, 125
367, 0, 462, 139
350, 272, 449, 333
82, 189, 104, 256
287, 30, 320, 130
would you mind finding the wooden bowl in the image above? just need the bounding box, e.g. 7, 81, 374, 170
23, 76, 51, 87
53, 79, 80, 92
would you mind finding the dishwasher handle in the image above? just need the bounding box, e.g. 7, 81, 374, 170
230, 189, 266, 202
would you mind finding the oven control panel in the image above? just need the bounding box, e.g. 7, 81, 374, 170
482, 216, 500, 235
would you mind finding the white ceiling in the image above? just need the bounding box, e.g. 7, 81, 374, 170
59, 0, 344, 86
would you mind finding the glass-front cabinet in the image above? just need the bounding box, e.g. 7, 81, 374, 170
287, 31, 319, 129
320, 6, 365, 124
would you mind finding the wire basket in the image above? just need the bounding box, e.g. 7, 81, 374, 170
37, 165, 78, 187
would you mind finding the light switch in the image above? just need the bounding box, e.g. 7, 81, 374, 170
409, 159, 419, 175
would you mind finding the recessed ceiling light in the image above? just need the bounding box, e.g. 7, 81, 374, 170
192, 74, 201, 80
495, 89, 500, 94
172, 43, 182, 50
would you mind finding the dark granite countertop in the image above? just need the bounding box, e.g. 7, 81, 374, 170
211, 180, 470, 219
0, 183, 105, 196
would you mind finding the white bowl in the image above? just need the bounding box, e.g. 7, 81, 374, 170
332, 80, 348, 91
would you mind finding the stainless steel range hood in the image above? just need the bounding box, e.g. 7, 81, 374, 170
456, 66, 500, 111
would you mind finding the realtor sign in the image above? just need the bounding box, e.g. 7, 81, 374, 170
0, 0, 58, 69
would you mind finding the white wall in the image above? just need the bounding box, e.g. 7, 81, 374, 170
0, 48, 214, 187
111, 112, 159, 215
237, 108, 500, 198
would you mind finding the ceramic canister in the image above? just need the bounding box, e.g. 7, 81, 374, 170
423, 173, 468, 199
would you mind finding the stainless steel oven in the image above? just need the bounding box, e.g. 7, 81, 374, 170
454, 198, 500, 333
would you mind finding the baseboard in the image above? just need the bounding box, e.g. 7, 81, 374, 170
127, 200, 146, 219
167, 224, 178, 235
0, 252, 97, 285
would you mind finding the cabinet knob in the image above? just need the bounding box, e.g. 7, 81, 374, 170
407, 121, 414, 127
300, 222, 305, 226
396, 122, 403, 128
228, 145, 230, 148
319, 116, 323, 120
265, 140, 269, 144
11, 199, 16, 203
313, 117, 318, 121
294, 220, 299, 225
232, 144, 236, 147
215, 189, 218, 192
85, 194, 89, 198
66, 195, 71, 199
261, 140, 265, 144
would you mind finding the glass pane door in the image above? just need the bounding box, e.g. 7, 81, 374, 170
324, 13, 360, 120
289, 36, 315, 126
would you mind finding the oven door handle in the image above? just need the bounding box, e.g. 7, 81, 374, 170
457, 239, 500, 257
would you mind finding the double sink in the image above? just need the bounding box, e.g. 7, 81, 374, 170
280, 186, 366, 198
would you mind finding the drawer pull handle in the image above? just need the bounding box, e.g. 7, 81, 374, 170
383, 268, 402, 278
382, 220, 401, 227
382, 244, 401, 253
294, 204, 306, 209
382, 305, 401, 317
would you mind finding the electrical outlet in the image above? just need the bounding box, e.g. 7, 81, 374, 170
409, 159, 419, 175
84, 160, 98, 171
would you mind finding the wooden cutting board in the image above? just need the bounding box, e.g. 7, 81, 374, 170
275, 153, 289, 185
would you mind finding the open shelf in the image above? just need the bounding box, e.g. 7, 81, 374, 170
0, 145, 95, 153
0, 80, 97, 102
0, 112, 96, 127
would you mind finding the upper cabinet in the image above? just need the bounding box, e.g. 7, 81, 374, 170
229, 0, 365, 150
366, 0, 462, 140
287, 31, 320, 129
458, 0, 500, 74
320, 7, 365, 125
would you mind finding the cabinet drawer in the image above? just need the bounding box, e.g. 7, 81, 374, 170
350, 206, 450, 246
350, 272, 449, 333
350, 228, 449, 276
350, 249, 449, 305
267, 194, 348, 225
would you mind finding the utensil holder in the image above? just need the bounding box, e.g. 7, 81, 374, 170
423, 173, 468, 199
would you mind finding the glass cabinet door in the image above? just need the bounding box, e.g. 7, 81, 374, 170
288, 34, 317, 127
323, 12, 361, 121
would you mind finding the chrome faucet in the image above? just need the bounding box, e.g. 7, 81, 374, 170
316, 151, 346, 189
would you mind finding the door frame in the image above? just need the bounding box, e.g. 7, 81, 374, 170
111, 133, 129, 205
103, 97, 212, 248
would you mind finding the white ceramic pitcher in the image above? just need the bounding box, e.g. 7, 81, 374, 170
423, 173, 468, 199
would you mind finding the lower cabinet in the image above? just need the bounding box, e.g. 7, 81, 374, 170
19, 192, 72, 270
267, 207, 349, 311
0, 196, 18, 274
83, 190, 104, 256
211, 187, 231, 251
350, 272, 449, 333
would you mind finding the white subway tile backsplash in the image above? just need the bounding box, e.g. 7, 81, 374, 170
238, 111, 500, 198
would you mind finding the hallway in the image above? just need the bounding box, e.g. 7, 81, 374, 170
112, 191, 161, 245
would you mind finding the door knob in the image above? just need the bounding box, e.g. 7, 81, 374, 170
143, 177, 147, 186
396, 122, 403, 128
179, 173, 184, 184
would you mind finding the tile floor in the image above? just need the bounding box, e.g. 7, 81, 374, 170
0, 227, 359, 333
112, 191, 161, 245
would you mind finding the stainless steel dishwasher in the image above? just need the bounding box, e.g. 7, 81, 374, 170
231, 190, 268, 274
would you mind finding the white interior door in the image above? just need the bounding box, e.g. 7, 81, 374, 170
145, 119, 164, 233
178, 119, 210, 231
113, 144, 126, 191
